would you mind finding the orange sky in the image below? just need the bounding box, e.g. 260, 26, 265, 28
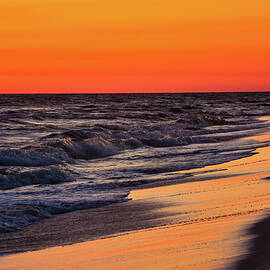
0, 0, 269, 93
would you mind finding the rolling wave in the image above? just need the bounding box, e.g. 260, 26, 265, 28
1, 93, 270, 233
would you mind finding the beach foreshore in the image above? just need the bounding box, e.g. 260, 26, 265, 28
1, 133, 270, 269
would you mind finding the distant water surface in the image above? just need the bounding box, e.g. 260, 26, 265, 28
1, 93, 270, 232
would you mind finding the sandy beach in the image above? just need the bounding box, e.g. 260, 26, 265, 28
1, 0, 269, 265
1, 130, 270, 269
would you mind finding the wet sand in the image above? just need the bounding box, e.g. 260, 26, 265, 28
1, 133, 270, 269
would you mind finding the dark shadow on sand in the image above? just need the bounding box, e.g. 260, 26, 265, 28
0, 199, 178, 256
234, 211, 270, 270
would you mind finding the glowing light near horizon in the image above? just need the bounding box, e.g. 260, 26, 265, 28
0, 0, 269, 93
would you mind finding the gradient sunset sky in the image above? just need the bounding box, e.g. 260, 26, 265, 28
0, 0, 269, 93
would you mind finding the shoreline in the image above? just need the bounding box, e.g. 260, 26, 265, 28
0, 167, 247, 256
1, 131, 270, 269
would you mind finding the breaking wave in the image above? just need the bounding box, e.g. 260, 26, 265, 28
0, 166, 74, 190
0, 185, 129, 233
1, 93, 270, 233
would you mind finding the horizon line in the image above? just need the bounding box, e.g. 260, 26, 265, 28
0, 90, 270, 95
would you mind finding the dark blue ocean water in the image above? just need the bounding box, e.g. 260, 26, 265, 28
1, 93, 270, 233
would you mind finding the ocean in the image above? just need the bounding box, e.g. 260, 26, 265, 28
1, 92, 270, 233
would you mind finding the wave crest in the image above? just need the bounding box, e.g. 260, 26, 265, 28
0, 166, 74, 190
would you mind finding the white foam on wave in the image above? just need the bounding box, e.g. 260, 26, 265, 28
0, 147, 71, 166
72, 140, 270, 188
0, 183, 129, 233
38, 120, 268, 167
54, 136, 119, 159
0, 166, 74, 190
1, 116, 268, 169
